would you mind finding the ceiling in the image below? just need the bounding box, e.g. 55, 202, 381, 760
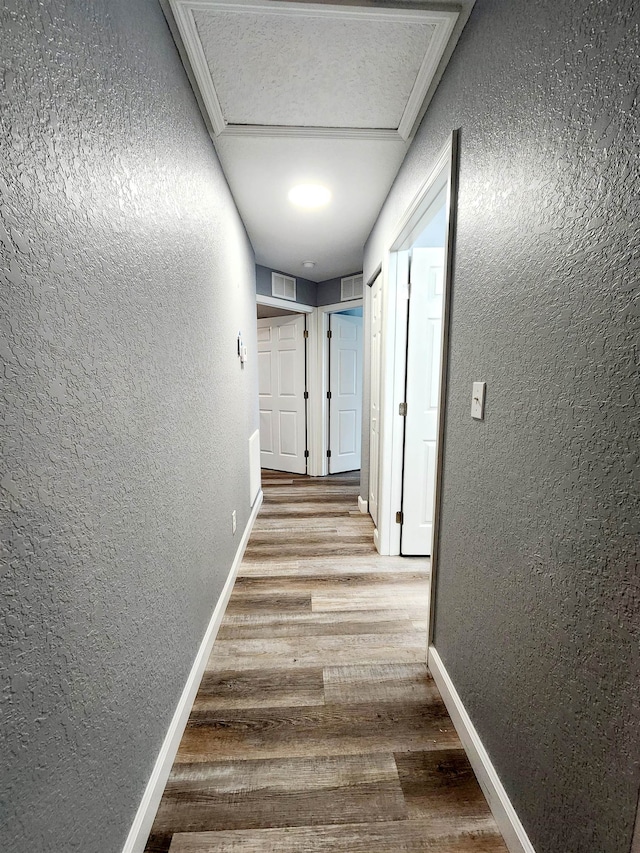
166, 0, 471, 282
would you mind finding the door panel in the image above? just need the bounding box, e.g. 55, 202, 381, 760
258, 350, 272, 395
260, 410, 273, 453
279, 410, 298, 457
338, 410, 357, 454
401, 247, 445, 555
257, 313, 307, 474
329, 313, 363, 474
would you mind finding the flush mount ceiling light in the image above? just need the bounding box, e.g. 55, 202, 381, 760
302, 261, 316, 269
288, 184, 331, 209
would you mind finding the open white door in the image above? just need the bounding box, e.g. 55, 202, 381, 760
328, 313, 363, 474
257, 314, 307, 474
401, 247, 445, 555
368, 274, 382, 525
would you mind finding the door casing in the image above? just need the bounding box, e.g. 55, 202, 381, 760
373, 131, 459, 644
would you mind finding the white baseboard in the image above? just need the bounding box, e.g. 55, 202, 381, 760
428, 646, 536, 853
373, 526, 380, 552
357, 494, 368, 514
122, 491, 263, 853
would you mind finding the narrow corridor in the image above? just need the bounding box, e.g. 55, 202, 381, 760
145, 472, 507, 853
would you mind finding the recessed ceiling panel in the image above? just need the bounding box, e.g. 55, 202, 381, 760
193, 9, 436, 129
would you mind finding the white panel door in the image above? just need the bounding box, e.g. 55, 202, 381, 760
401, 248, 445, 555
368, 275, 382, 525
257, 314, 307, 474
329, 313, 363, 474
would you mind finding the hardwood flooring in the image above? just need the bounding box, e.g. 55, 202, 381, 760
144, 470, 507, 853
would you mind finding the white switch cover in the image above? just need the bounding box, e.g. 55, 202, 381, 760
231, 510, 237, 534
471, 382, 486, 420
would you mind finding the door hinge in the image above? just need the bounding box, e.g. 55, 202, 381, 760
327, 391, 332, 400
327, 329, 332, 338
304, 449, 310, 458
396, 510, 403, 524
303, 329, 309, 338
327, 449, 332, 458
399, 402, 407, 416
304, 391, 309, 399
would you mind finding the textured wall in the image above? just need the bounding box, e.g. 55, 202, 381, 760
0, 1, 258, 851
364, 2, 640, 852
255, 263, 317, 306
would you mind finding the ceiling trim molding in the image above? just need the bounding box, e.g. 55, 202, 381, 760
176, 0, 455, 24
222, 125, 403, 141
168, 0, 459, 140
397, 10, 458, 140
171, 1, 227, 135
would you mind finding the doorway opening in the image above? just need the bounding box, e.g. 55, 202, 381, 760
399, 187, 447, 555
256, 300, 310, 475
307, 297, 364, 477
371, 131, 458, 579
328, 306, 363, 474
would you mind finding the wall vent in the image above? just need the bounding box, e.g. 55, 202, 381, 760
272, 272, 296, 301
341, 273, 364, 301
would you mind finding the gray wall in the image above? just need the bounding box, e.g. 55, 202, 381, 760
0, 1, 258, 851
316, 272, 363, 306
256, 263, 317, 306
364, 2, 640, 852
316, 276, 342, 305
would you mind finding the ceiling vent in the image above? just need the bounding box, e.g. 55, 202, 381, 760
272, 272, 296, 301
341, 273, 364, 301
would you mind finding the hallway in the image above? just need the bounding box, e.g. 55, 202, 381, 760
145, 472, 507, 853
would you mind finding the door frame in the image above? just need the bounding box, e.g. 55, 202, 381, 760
308, 299, 364, 477
256, 295, 313, 473
375, 131, 459, 621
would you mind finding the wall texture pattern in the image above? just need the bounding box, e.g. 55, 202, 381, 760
365, 2, 639, 852
0, 1, 258, 851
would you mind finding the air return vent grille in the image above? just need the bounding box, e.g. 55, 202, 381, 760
272, 272, 296, 301
340, 274, 364, 301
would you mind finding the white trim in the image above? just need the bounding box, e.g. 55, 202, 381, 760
170, 2, 227, 135
177, 0, 453, 23
255, 294, 314, 313
317, 298, 363, 314
169, 0, 458, 140
222, 125, 402, 142
397, 12, 458, 140
376, 134, 455, 557
391, 140, 454, 252
357, 494, 368, 514
428, 647, 537, 853
306, 307, 323, 477
122, 491, 263, 853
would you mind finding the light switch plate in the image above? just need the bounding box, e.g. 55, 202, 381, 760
471, 381, 486, 420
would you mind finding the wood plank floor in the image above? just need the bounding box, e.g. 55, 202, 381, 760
144, 470, 507, 853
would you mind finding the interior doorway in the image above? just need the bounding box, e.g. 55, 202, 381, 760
371, 132, 458, 564
257, 305, 309, 475
400, 188, 447, 555
328, 308, 363, 474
